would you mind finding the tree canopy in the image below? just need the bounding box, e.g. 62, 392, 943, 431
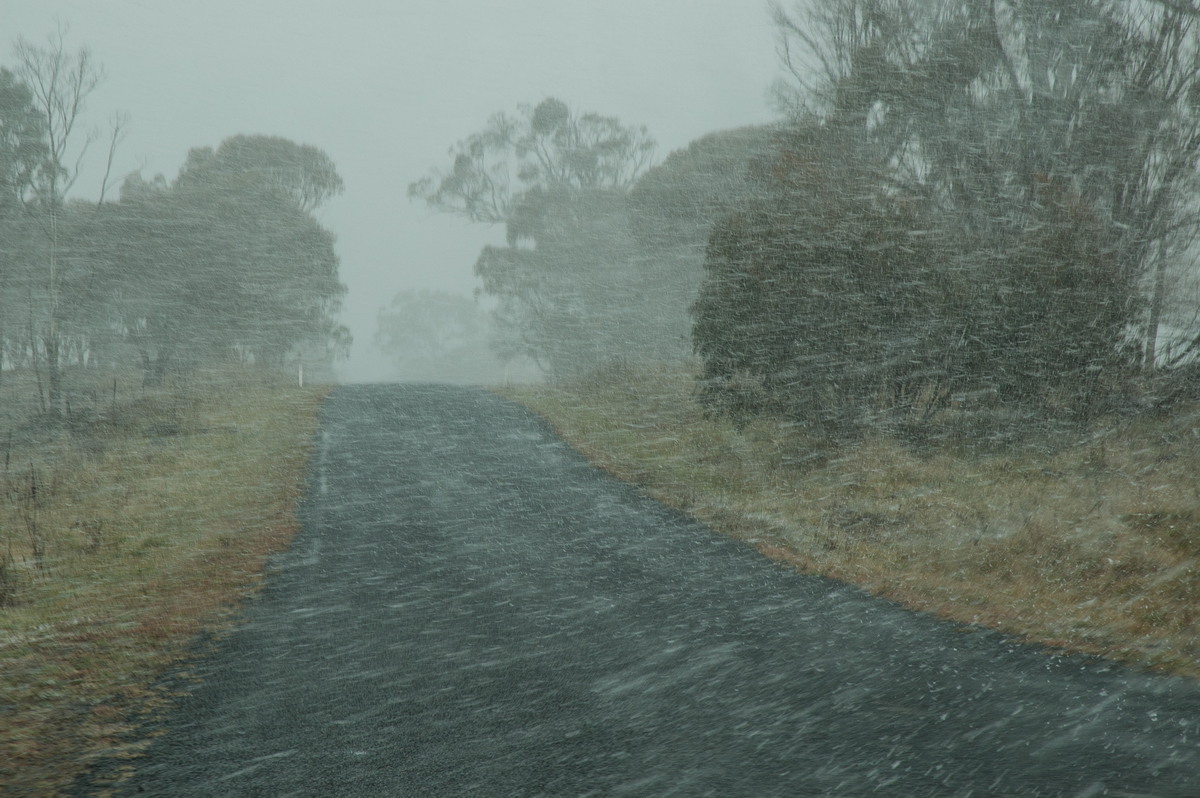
106, 136, 349, 373
0, 67, 45, 213
409, 97, 655, 224
411, 98, 661, 378
175, 134, 344, 213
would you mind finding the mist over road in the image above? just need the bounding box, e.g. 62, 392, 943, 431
83, 384, 1200, 796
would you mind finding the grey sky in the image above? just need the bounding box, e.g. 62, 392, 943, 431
5, 0, 783, 381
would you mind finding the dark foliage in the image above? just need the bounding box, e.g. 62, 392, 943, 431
691, 1, 1192, 440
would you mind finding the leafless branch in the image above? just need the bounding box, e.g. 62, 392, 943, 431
96, 111, 129, 205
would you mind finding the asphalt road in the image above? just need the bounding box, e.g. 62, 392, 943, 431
77, 384, 1200, 796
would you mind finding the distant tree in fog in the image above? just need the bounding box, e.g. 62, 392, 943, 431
625, 126, 780, 366
473, 187, 643, 375
409, 97, 654, 224
373, 289, 506, 383
411, 98, 659, 379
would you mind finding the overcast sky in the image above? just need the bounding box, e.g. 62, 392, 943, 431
5, 1, 784, 381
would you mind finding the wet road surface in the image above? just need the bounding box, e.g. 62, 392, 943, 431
78, 384, 1200, 796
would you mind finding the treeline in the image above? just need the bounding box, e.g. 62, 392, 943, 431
409, 99, 771, 380
0, 32, 348, 415
414, 0, 1200, 443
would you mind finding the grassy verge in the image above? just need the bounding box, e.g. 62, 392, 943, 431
497, 365, 1200, 680
0, 367, 328, 797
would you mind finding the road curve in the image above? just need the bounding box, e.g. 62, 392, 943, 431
76, 384, 1200, 796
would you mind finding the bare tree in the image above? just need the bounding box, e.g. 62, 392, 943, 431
14, 26, 103, 208
96, 111, 129, 206
13, 25, 105, 415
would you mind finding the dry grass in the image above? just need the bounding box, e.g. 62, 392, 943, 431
0, 366, 327, 797
498, 364, 1200, 680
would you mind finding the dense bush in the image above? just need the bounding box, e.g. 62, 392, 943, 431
690, 0, 1190, 441
692, 120, 1141, 439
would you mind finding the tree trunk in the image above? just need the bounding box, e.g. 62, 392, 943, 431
46, 333, 62, 417
1145, 237, 1168, 371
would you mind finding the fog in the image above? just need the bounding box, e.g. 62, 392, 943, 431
6, 2, 1200, 793
4, 0, 782, 382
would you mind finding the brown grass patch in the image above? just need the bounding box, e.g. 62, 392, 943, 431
0, 366, 327, 797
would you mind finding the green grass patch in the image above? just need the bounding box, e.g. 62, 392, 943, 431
498, 363, 1200, 680
0, 366, 327, 797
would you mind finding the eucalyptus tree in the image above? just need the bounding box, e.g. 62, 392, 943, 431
409, 97, 654, 223
411, 98, 657, 378
175, 136, 347, 364
109, 136, 348, 376
472, 185, 644, 377
175, 134, 344, 213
